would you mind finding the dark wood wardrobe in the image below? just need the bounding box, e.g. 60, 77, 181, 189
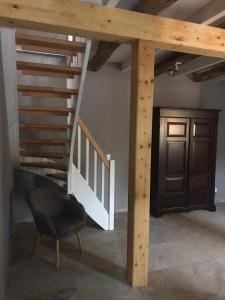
151, 107, 220, 218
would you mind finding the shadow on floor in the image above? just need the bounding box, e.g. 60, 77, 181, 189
43, 238, 128, 286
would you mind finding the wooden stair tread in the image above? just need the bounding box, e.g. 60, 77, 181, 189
20, 139, 69, 145
20, 150, 68, 159
17, 45, 76, 57
19, 124, 72, 131
20, 162, 67, 171
18, 85, 78, 96
17, 61, 81, 78
19, 106, 74, 115
47, 172, 67, 182
16, 33, 85, 54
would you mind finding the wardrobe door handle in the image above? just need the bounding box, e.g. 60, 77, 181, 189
193, 124, 196, 137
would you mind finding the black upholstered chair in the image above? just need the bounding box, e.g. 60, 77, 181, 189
27, 187, 86, 269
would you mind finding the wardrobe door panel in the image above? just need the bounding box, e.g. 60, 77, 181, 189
188, 118, 214, 208
159, 118, 189, 200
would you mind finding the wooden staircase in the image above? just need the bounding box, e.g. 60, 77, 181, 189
17, 32, 86, 183
16, 31, 115, 230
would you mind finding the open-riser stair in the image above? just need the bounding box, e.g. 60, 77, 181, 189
16, 31, 115, 230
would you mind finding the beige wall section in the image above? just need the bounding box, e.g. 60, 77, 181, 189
81, 64, 201, 212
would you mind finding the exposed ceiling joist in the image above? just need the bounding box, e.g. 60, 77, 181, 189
186, 0, 225, 26
192, 61, 225, 82
155, 53, 197, 76
89, 41, 120, 72
2, 0, 225, 59
175, 56, 224, 76
173, 56, 225, 77
134, 0, 177, 14
88, 0, 178, 72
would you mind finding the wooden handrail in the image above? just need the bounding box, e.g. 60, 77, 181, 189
77, 117, 110, 169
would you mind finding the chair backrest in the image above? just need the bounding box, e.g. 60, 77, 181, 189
27, 187, 65, 218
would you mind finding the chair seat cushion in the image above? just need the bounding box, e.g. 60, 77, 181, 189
51, 215, 84, 237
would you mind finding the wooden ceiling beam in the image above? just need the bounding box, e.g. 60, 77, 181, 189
192, 61, 225, 82
119, 0, 225, 76
155, 21, 225, 77
1, 1, 225, 57
155, 0, 225, 77
89, 0, 178, 71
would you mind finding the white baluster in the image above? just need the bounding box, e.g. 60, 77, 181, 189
68, 35, 73, 42
94, 151, 97, 195
109, 159, 115, 230
101, 162, 105, 205
77, 126, 81, 172
86, 138, 89, 184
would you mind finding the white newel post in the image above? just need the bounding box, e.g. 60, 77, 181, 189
109, 159, 115, 230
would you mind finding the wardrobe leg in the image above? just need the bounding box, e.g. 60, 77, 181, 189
76, 232, 83, 254
55, 239, 60, 270
32, 232, 41, 256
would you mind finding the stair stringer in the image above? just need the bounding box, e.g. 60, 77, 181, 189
68, 164, 110, 230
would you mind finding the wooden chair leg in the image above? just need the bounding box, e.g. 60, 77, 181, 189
32, 232, 41, 256
55, 239, 60, 270
76, 232, 83, 254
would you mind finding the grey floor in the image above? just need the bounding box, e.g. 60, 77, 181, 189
8, 203, 225, 300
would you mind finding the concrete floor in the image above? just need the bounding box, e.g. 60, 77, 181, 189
7, 203, 225, 300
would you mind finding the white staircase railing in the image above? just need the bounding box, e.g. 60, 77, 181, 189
67, 35, 115, 230
68, 118, 115, 230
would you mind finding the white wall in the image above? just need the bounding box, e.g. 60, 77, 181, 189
0, 27, 18, 300
199, 80, 225, 202
81, 64, 201, 211
155, 74, 200, 108
81, 65, 131, 212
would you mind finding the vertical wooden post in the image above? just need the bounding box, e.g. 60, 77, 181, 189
127, 40, 155, 287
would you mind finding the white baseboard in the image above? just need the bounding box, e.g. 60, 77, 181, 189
15, 217, 33, 224
115, 208, 128, 213
215, 199, 225, 203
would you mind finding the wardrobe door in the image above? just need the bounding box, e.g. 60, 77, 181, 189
158, 117, 190, 210
188, 118, 214, 209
